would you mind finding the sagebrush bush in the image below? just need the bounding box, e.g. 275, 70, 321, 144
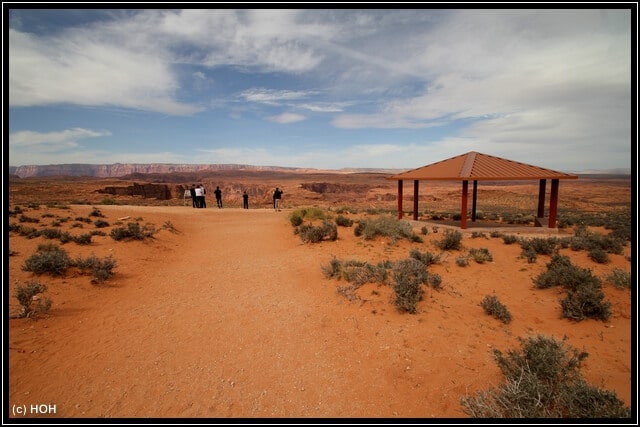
354, 215, 414, 244
606, 268, 631, 289
456, 255, 469, 267
335, 215, 353, 227
14, 281, 52, 319
460, 335, 630, 418
435, 230, 463, 251
502, 234, 518, 245
519, 237, 558, 256
588, 247, 609, 264
22, 244, 72, 276
110, 222, 156, 241
469, 248, 493, 263
480, 294, 512, 324
392, 259, 426, 314
297, 220, 337, 243
409, 248, 441, 266
75, 254, 118, 283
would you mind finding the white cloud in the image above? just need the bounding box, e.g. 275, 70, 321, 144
269, 113, 306, 124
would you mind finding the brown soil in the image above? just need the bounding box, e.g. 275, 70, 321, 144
6, 175, 632, 419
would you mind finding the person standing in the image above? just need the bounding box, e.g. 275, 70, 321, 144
242, 191, 249, 209
214, 186, 223, 208
194, 185, 204, 208
189, 185, 197, 208
200, 184, 207, 208
273, 187, 283, 211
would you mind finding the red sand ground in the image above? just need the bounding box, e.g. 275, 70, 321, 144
6, 178, 633, 420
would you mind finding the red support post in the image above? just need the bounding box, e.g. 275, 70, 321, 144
548, 179, 559, 228
461, 180, 468, 229
537, 179, 546, 218
413, 180, 419, 220
397, 180, 403, 219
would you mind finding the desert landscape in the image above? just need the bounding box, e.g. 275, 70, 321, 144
6, 172, 633, 420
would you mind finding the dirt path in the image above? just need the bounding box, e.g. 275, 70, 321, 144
7, 205, 632, 419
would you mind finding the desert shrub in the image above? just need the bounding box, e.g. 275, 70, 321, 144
289, 211, 304, 227
335, 215, 353, 227
480, 294, 512, 324
409, 248, 441, 266
519, 237, 558, 256
471, 232, 487, 239
41, 213, 55, 218
74, 216, 92, 223
435, 230, 463, 251
58, 231, 73, 244
94, 219, 110, 228
353, 216, 414, 244
9, 224, 41, 239
75, 254, 118, 283
522, 247, 537, 263
40, 228, 63, 240
13, 281, 52, 319
19, 214, 40, 223
409, 233, 423, 243
560, 284, 611, 321
533, 255, 601, 291
420, 226, 429, 235
297, 220, 337, 243
489, 231, 502, 238
101, 198, 118, 205
26, 202, 40, 209
392, 259, 427, 314
469, 248, 493, 264
502, 234, 518, 245
22, 244, 72, 276
89, 207, 105, 217
428, 273, 442, 290
110, 222, 157, 241
90, 230, 107, 237
456, 255, 469, 267
289, 208, 328, 225
71, 233, 93, 245
71, 223, 84, 228
606, 268, 631, 289
162, 221, 179, 233
588, 247, 609, 264
460, 335, 630, 418
452, 213, 462, 221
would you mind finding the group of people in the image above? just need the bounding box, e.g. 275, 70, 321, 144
189, 185, 283, 211
189, 184, 223, 209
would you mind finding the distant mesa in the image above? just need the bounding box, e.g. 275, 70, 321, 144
8, 163, 404, 179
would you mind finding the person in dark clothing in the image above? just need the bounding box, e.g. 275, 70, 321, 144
242, 191, 249, 209
190, 185, 197, 208
273, 187, 283, 211
214, 186, 223, 208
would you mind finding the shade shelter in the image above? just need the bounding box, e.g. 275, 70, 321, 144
387, 152, 578, 229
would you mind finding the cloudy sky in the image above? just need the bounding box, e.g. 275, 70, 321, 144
7, 8, 632, 172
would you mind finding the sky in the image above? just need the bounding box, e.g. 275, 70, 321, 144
6, 7, 634, 172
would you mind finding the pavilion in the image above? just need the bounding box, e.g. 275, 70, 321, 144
386, 151, 578, 229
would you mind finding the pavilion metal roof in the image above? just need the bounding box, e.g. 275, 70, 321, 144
387, 151, 579, 181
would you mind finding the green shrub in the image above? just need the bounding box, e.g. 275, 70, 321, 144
89, 207, 105, 217
110, 222, 157, 241
22, 244, 72, 276
40, 228, 63, 240
480, 294, 512, 324
460, 335, 630, 418
19, 214, 40, 223
72, 233, 93, 245
502, 234, 518, 245
469, 248, 493, 264
409, 248, 441, 266
74, 216, 92, 223
75, 254, 118, 283
428, 273, 442, 290
471, 232, 487, 239
353, 215, 414, 244
420, 226, 429, 235
456, 255, 469, 267
561, 284, 611, 321
289, 212, 304, 227
519, 237, 558, 256
436, 230, 463, 251
14, 281, 52, 319
335, 215, 353, 227
94, 219, 110, 228
606, 268, 631, 289
297, 220, 338, 243
392, 259, 427, 314
588, 248, 609, 264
